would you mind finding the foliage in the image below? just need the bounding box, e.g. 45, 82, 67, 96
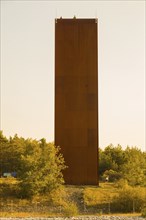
99, 144, 125, 177
18, 139, 66, 198
83, 183, 145, 214
121, 147, 146, 186
0, 132, 26, 175
1, 129, 145, 201
49, 186, 67, 207
49, 186, 79, 216
0, 131, 66, 198
0, 180, 145, 216
83, 184, 118, 207
141, 207, 146, 217
83, 188, 105, 206
0, 177, 20, 197
99, 144, 146, 186
63, 202, 78, 217
112, 185, 145, 213
102, 169, 122, 182
114, 178, 129, 188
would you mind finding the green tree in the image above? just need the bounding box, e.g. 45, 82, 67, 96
102, 169, 122, 182
99, 144, 125, 177
18, 138, 66, 198
112, 185, 145, 213
0, 131, 25, 175
99, 148, 116, 177
0, 131, 9, 175
121, 147, 146, 186
99, 145, 145, 185
106, 145, 126, 167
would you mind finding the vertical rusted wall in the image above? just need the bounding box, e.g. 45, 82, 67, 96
55, 19, 98, 185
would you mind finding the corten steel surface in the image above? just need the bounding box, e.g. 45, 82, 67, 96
55, 19, 98, 185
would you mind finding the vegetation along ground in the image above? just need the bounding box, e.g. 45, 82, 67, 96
0, 131, 146, 217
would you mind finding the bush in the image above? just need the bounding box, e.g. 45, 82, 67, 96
18, 140, 66, 198
102, 169, 122, 182
112, 185, 145, 213
0, 178, 20, 197
18, 181, 35, 198
115, 178, 129, 188
83, 188, 105, 206
141, 207, 146, 217
83, 187, 117, 207
49, 187, 79, 216
49, 186, 67, 207
63, 202, 78, 217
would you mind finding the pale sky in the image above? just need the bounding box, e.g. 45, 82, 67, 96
1, 1, 145, 151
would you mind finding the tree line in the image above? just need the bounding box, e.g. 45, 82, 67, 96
99, 144, 146, 186
0, 131, 146, 198
0, 131, 66, 198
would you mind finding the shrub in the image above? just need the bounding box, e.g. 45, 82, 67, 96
0, 178, 20, 197
102, 169, 122, 182
83, 187, 117, 207
49, 187, 79, 216
18, 140, 66, 198
141, 207, 146, 217
18, 181, 35, 198
63, 202, 78, 217
114, 178, 129, 188
83, 188, 105, 206
112, 185, 145, 213
49, 186, 67, 207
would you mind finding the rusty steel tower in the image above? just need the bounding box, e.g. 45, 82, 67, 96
55, 18, 98, 185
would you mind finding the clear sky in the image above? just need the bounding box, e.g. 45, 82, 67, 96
1, 1, 145, 151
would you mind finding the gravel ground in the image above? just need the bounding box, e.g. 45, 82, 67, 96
0, 216, 145, 220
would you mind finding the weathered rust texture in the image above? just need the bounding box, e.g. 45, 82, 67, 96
55, 19, 98, 185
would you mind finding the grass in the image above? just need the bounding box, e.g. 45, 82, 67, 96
0, 177, 18, 184
0, 179, 145, 217
0, 212, 141, 218
0, 212, 63, 218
